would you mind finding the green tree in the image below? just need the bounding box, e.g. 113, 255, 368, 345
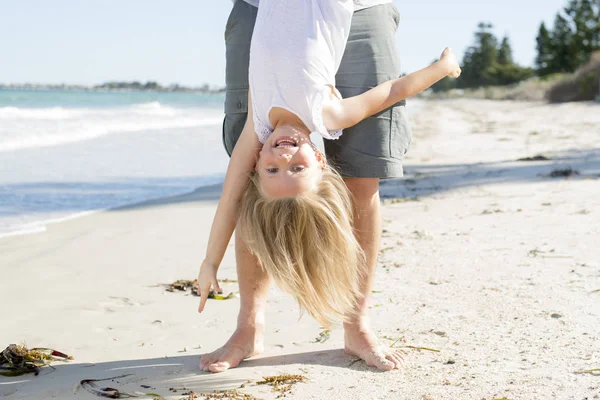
487, 63, 534, 85
549, 13, 578, 73
535, 22, 554, 76
457, 22, 498, 88
594, 0, 600, 49
454, 22, 532, 89
564, 0, 600, 65
497, 37, 514, 65
474, 22, 498, 74
457, 45, 481, 88
143, 81, 159, 90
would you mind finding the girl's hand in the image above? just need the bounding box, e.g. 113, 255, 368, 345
440, 47, 462, 78
197, 259, 222, 312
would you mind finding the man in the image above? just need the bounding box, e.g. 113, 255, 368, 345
200, 0, 412, 372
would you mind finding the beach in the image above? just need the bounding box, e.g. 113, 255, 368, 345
1, 98, 599, 399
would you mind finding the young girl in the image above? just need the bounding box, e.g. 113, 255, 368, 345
197, 0, 461, 327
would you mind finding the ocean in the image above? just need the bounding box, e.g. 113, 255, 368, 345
0, 89, 229, 238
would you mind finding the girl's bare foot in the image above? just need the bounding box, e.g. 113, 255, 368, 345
199, 325, 264, 373
343, 319, 404, 371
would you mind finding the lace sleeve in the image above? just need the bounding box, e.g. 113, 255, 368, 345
312, 85, 343, 141
253, 114, 272, 144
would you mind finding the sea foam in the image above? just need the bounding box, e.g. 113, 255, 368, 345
0, 102, 223, 152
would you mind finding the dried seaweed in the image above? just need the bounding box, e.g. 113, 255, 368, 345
163, 279, 238, 299
313, 329, 330, 343
79, 374, 138, 398
257, 374, 306, 397
384, 339, 440, 353
163, 280, 235, 299
165, 279, 195, 292
183, 389, 259, 399
209, 292, 238, 300
528, 248, 572, 259
573, 368, 600, 375
0, 344, 72, 377
398, 345, 440, 353
138, 393, 163, 399
543, 167, 580, 178
516, 155, 550, 162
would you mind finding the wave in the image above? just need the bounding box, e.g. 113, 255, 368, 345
0, 102, 225, 152
0, 116, 223, 152
0, 106, 86, 120
132, 101, 163, 109
0, 102, 185, 120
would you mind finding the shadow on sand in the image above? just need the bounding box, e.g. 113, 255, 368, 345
380, 147, 600, 199
0, 349, 361, 399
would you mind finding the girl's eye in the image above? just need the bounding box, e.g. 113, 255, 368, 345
291, 166, 305, 172
267, 167, 278, 173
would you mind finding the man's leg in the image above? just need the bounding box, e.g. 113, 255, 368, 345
342, 178, 404, 371
326, 4, 412, 371
199, 231, 270, 372
199, 0, 267, 373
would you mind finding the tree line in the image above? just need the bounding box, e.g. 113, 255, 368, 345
433, 0, 599, 91
536, 0, 599, 76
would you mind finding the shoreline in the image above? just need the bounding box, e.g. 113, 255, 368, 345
0, 181, 225, 241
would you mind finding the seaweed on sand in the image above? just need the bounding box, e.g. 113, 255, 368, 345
0, 344, 72, 377
313, 329, 330, 343
163, 279, 237, 299
257, 374, 307, 398
184, 389, 260, 399
79, 374, 143, 398
573, 368, 600, 375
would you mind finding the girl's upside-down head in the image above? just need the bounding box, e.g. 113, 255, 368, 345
255, 124, 327, 199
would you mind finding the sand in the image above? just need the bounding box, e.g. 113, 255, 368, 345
1, 99, 599, 399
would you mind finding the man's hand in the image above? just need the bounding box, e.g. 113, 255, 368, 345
440, 47, 462, 78
197, 259, 222, 312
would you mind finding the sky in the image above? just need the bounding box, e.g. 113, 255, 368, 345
0, 0, 568, 87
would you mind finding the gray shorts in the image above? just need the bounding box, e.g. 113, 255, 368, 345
222, 0, 411, 178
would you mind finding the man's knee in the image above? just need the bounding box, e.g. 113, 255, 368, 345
344, 178, 380, 205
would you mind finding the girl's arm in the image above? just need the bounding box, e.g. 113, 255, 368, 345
198, 93, 261, 311
323, 48, 461, 130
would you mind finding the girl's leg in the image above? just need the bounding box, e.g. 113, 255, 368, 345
199, 231, 270, 372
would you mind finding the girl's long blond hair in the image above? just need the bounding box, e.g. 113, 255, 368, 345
237, 165, 365, 327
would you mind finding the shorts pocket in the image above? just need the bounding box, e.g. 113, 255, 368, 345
224, 88, 248, 114
222, 88, 249, 156
390, 105, 412, 159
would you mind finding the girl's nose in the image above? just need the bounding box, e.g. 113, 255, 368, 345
279, 153, 292, 161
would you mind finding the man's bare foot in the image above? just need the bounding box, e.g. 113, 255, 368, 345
344, 319, 404, 371
199, 325, 264, 373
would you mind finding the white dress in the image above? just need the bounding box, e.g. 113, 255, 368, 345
248, 0, 354, 143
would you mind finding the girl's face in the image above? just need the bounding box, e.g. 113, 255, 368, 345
256, 126, 325, 199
